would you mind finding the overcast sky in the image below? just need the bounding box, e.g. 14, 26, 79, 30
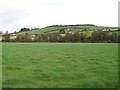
0, 0, 119, 33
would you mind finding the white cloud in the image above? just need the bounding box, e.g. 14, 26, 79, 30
0, 0, 119, 33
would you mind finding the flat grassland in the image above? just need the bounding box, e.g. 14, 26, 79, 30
2, 43, 118, 88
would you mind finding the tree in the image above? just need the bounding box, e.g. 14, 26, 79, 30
79, 33, 88, 42
91, 31, 109, 42
59, 29, 66, 34
16, 33, 31, 42
49, 33, 61, 42
13, 31, 17, 34
71, 32, 81, 42
19, 28, 30, 32
62, 33, 73, 42
109, 32, 118, 43
2, 33, 10, 42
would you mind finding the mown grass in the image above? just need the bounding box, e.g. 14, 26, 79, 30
2, 43, 118, 88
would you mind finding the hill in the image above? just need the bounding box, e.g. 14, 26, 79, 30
18, 24, 118, 35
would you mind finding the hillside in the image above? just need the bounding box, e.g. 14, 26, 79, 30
18, 25, 118, 35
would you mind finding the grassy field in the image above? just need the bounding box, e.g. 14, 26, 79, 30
2, 43, 118, 88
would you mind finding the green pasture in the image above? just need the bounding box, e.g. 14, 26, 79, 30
2, 43, 118, 88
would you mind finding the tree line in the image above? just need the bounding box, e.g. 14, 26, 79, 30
47, 24, 96, 27
2, 30, 120, 43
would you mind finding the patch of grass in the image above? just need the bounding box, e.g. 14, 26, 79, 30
2, 43, 118, 88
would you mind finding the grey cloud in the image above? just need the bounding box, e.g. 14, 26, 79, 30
0, 8, 28, 25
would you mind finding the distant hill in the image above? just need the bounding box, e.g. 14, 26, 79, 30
18, 24, 118, 34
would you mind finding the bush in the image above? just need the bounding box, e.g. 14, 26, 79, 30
91, 31, 109, 42
16, 33, 32, 42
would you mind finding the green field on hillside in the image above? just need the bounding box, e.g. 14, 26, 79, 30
18, 25, 118, 34
2, 43, 118, 88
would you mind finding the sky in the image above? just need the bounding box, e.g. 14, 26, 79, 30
0, 0, 119, 33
